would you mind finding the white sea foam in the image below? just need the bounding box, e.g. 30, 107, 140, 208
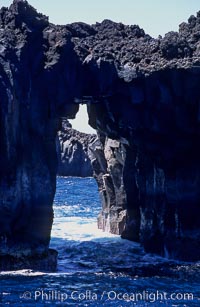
50, 216, 118, 243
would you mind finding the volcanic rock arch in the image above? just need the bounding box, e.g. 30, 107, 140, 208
1, 0, 200, 269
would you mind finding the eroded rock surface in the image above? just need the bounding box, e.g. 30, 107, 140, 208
56, 119, 95, 177
1, 0, 200, 268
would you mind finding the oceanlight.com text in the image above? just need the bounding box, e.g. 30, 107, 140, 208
19, 289, 195, 303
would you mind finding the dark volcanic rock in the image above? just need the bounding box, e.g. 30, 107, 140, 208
89, 134, 128, 236
56, 118, 95, 177
0, 0, 200, 269
0, 249, 58, 272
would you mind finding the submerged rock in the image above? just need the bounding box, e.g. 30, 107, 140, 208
0, 249, 58, 272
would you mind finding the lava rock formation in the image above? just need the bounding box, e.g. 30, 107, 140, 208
1, 0, 200, 269
56, 119, 95, 177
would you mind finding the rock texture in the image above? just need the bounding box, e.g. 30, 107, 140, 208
1, 0, 200, 268
0, 249, 58, 272
56, 119, 95, 177
89, 135, 128, 236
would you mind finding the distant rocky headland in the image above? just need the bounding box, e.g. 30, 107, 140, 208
1, 0, 200, 270
56, 119, 95, 177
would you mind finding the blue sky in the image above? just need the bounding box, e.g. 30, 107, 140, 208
2, 0, 200, 37
1, 0, 200, 133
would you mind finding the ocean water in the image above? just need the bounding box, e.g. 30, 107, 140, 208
0, 177, 200, 306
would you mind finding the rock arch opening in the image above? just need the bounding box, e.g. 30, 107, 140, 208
68, 104, 96, 134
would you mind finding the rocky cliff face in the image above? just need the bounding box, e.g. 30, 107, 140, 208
1, 0, 200, 269
56, 119, 95, 177
89, 69, 200, 261
89, 134, 128, 236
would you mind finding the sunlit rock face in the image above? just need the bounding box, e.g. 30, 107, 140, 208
56, 119, 95, 177
1, 0, 200, 268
